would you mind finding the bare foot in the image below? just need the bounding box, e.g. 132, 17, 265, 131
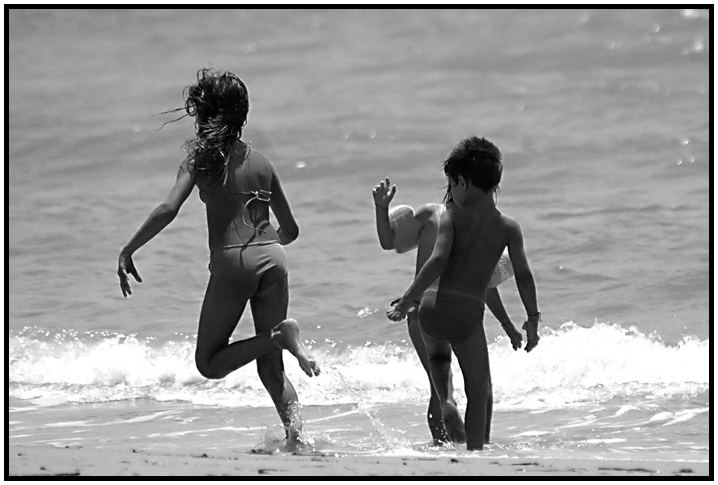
284, 428, 319, 454
284, 426, 304, 452
522, 315, 540, 352
430, 422, 452, 447
271, 319, 320, 377
442, 402, 466, 444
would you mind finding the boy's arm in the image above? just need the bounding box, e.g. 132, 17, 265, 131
486, 287, 522, 351
507, 219, 539, 317
390, 208, 453, 317
507, 218, 541, 352
485, 287, 510, 325
372, 177, 396, 249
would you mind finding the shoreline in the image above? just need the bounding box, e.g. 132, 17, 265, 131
9, 444, 709, 477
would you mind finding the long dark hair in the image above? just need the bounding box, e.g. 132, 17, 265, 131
181, 69, 249, 184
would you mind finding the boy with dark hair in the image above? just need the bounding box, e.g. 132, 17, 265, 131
372, 175, 523, 445
388, 136, 540, 450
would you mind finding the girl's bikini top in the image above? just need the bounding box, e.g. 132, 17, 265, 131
198, 146, 275, 243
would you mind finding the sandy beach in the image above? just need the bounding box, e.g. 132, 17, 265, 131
9, 443, 709, 477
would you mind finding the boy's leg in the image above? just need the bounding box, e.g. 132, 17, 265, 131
407, 313, 450, 444
485, 375, 493, 444
420, 327, 466, 444
195, 274, 275, 379
452, 324, 491, 451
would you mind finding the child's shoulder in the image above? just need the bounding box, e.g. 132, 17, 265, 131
497, 211, 522, 234
414, 203, 445, 225
243, 146, 278, 176
246, 146, 270, 163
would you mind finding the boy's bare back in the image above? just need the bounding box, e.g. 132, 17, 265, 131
440, 204, 538, 350
439, 205, 513, 300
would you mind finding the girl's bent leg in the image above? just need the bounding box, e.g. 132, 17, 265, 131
252, 258, 319, 377
195, 275, 276, 379
271, 319, 319, 377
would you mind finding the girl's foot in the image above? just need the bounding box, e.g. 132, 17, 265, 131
271, 319, 320, 377
284, 426, 318, 454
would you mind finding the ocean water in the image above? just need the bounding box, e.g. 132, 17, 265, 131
8, 9, 710, 467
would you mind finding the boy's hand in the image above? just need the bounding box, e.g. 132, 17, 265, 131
372, 177, 397, 209
501, 322, 523, 351
387, 307, 406, 322
387, 297, 411, 322
522, 313, 541, 352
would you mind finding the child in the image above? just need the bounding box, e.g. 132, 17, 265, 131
117, 69, 319, 449
387, 137, 540, 450
372, 178, 523, 445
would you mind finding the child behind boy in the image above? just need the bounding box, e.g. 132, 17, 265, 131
387, 137, 540, 450
372, 179, 523, 445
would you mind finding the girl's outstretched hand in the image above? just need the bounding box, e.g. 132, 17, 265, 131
372, 177, 397, 209
118, 251, 142, 297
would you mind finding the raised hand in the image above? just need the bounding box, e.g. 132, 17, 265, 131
372, 177, 397, 209
118, 251, 142, 297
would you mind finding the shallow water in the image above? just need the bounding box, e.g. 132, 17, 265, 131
8, 8, 710, 464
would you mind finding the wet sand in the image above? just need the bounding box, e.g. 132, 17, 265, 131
9, 443, 709, 477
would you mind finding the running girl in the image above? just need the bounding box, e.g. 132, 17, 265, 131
117, 69, 319, 449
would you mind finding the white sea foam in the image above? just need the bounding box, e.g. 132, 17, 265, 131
681, 9, 709, 20
8, 321, 708, 410
582, 438, 626, 444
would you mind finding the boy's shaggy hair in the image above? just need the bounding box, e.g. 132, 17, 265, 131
443, 137, 503, 193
